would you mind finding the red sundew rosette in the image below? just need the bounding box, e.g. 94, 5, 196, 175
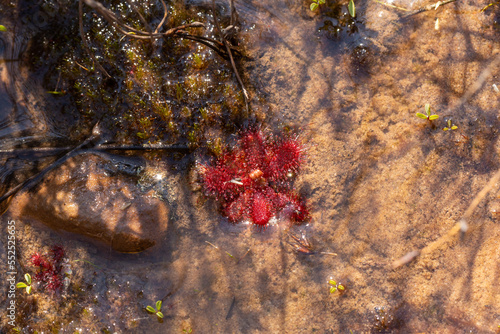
200, 128, 310, 229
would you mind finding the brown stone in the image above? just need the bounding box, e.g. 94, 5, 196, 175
7, 154, 169, 252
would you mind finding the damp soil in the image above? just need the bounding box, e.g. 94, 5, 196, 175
1, 0, 500, 332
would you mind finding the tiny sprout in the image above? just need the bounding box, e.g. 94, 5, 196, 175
146, 300, 164, 319
16, 273, 32, 294
443, 119, 458, 131
310, 0, 325, 11
416, 104, 439, 121
348, 0, 356, 17
328, 278, 345, 294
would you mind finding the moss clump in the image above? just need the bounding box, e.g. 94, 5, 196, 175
24, 0, 249, 147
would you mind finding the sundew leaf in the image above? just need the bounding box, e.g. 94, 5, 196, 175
348, 0, 356, 17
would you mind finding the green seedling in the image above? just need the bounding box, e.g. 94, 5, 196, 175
16, 273, 32, 294
310, 0, 325, 11
328, 278, 345, 294
146, 300, 164, 319
0, 25, 6, 32
348, 0, 356, 17
443, 119, 458, 131
416, 104, 439, 121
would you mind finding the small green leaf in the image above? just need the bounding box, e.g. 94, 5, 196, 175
319, 0, 326, 4
330, 286, 337, 294
348, 0, 356, 17
425, 104, 431, 116
416, 113, 428, 120
146, 306, 156, 313
25, 273, 31, 285
16, 282, 27, 289
26, 285, 32, 294
338, 284, 345, 291
328, 280, 336, 285
156, 300, 162, 311
443, 127, 449, 131
156, 311, 164, 319
451, 125, 458, 130
429, 115, 439, 121
310, 2, 319, 11
0, 25, 7, 32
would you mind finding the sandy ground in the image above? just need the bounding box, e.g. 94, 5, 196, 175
1, 0, 500, 332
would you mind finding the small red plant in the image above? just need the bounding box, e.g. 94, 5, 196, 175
30, 245, 65, 292
199, 128, 310, 229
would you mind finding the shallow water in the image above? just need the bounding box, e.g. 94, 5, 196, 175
1, 0, 500, 332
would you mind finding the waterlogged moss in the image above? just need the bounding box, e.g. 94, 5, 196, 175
22, 0, 248, 147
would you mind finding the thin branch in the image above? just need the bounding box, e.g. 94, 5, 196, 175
79, 0, 111, 77
80, 0, 236, 58
230, 0, 238, 26
444, 53, 500, 115
154, 0, 169, 34
392, 161, 500, 269
126, 0, 151, 34
0, 143, 191, 156
0, 123, 102, 205
212, 0, 249, 113
400, 0, 457, 19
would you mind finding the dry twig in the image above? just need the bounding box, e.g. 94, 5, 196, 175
211, 0, 249, 113
400, 0, 457, 19
0, 123, 102, 205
